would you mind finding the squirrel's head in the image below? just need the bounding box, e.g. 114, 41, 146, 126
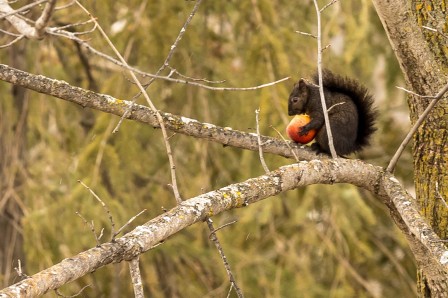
288, 79, 309, 116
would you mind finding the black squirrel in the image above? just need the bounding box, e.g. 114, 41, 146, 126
287, 69, 377, 155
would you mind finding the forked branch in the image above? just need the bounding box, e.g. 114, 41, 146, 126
1, 159, 446, 297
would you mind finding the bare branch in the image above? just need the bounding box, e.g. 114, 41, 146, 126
55, 285, 91, 297
0, 0, 56, 39
206, 218, 244, 298
270, 125, 300, 162
313, 0, 337, 158
387, 81, 448, 172
220, 77, 290, 90
78, 180, 116, 240
255, 109, 270, 173
115, 0, 203, 132
113, 209, 147, 240
320, 0, 338, 12
208, 220, 238, 237
0, 0, 48, 21
435, 181, 448, 209
227, 283, 234, 298
46, 28, 290, 91
14, 259, 28, 279
128, 257, 144, 298
295, 30, 317, 39
422, 25, 448, 39
151, 0, 203, 81
75, 212, 101, 246
0, 27, 22, 37
1, 160, 447, 296
55, 0, 76, 10
395, 86, 434, 99
75, 1, 183, 204
0, 0, 39, 38
327, 101, 346, 113
35, 0, 57, 36
166, 65, 226, 84
322, 43, 332, 51
52, 19, 96, 32
0, 34, 24, 48
0, 63, 316, 161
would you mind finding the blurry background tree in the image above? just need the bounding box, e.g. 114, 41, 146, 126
0, 0, 429, 297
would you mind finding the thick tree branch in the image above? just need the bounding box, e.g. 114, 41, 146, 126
0, 64, 316, 161
0, 159, 446, 297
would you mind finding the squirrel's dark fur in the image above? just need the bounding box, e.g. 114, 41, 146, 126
288, 69, 377, 155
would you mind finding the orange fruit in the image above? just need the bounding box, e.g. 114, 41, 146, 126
286, 114, 316, 144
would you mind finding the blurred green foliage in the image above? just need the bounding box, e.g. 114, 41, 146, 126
0, 0, 416, 296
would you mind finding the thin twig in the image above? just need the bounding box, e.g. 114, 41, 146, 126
313, 0, 337, 158
55, 0, 76, 10
69, 23, 98, 36
52, 19, 95, 31
322, 44, 332, 51
167, 65, 226, 84
0, 27, 21, 36
113, 209, 147, 240
220, 77, 290, 90
206, 218, 244, 298
422, 25, 448, 39
422, 25, 437, 32
75, 1, 183, 204
296, 30, 317, 38
208, 220, 238, 238
75, 212, 101, 246
14, 259, 29, 279
128, 257, 144, 298
327, 101, 346, 113
255, 109, 270, 173
270, 126, 300, 162
320, 0, 338, 12
112, 92, 142, 134
395, 86, 434, 98
226, 283, 234, 298
114, 0, 203, 133
55, 285, 91, 297
435, 181, 448, 209
46, 28, 290, 91
387, 81, 448, 172
78, 180, 116, 240
146, 0, 203, 85
0, 34, 24, 48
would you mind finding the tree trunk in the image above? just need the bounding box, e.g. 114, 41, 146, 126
372, 0, 448, 296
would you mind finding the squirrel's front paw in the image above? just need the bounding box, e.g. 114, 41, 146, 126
299, 127, 311, 136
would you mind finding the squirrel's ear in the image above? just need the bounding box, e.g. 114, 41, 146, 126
298, 78, 309, 90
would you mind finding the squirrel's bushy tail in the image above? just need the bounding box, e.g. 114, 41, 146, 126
313, 69, 377, 152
